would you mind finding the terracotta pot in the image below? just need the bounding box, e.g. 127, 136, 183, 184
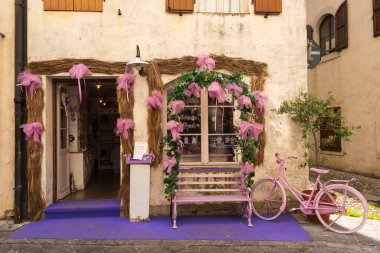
301, 190, 336, 224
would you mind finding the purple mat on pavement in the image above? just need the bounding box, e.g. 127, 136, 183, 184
9, 214, 312, 241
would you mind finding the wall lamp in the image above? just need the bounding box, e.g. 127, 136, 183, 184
127, 45, 149, 75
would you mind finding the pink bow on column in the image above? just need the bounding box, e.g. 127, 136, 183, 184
168, 100, 185, 115
69, 63, 92, 104
208, 81, 226, 103
240, 162, 254, 174
163, 155, 177, 174
17, 71, 42, 99
227, 83, 242, 97
115, 118, 134, 140
20, 122, 44, 145
146, 90, 163, 110
196, 54, 216, 71
239, 121, 264, 141
237, 95, 252, 109
252, 91, 268, 113
167, 120, 184, 141
186, 82, 201, 98
117, 72, 135, 101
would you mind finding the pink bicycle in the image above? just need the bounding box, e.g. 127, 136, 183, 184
251, 153, 368, 234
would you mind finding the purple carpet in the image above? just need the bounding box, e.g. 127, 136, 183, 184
9, 214, 312, 241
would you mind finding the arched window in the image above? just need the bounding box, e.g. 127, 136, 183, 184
319, 14, 335, 56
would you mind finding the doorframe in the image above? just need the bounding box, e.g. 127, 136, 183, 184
53, 81, 57, 202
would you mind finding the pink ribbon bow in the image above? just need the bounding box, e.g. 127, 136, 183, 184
208, 81, 226, 103
237, 95, 252, 109
69, 63, 92, 104
252, 91, 268, 113
167, 120, 184, 141
239, 121, 264, 141
117, 72, 135, 101
240, 162, 254, 174
196, 54, 216, 71
146, 90, 163, 110
17, 71, 42, 99
227, 83, 242, 97
186, 82, 201, 98
20, 122, 44, 145
163, 155, 177, 174
115, 118, 134, 140
168, 100, 185, 115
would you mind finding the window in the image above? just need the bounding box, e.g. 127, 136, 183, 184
374, 0, 380, 37
335, 0, 348, 51
166, 87, 238, 164
166, 0, 194, 13
319, 15, 335, 56
44, 0, 103, 12
254, 0, 282, 15
320, 107, 342, 152
198, 0, 250, 14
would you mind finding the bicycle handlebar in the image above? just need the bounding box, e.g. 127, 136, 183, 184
274, 153, 297, 162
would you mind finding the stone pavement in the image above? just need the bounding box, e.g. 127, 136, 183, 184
0, 213, 379, 253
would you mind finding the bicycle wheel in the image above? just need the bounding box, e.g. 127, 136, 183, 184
251, 179, 285, 220
314, 184, 368, 234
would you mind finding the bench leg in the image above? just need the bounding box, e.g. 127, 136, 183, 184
172, 202, 178, 229
247, 201, 253, 227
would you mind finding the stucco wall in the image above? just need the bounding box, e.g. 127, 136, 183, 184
27, 0, 308, 208
0, 1, 15, 218
307, 0, 380, 178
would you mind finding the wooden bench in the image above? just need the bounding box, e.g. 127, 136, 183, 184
171, 168, 253, 229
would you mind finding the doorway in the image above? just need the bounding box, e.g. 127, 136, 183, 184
54, 79, 120, 201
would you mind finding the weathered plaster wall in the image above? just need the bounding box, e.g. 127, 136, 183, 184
0, 1, 15, 218
307, 0, 380, 178
28, 1, 308, 208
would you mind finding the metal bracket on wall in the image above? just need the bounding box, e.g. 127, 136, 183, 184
0, 32, 5, 38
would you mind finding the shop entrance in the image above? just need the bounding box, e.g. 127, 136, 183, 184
54, 79, 120, 201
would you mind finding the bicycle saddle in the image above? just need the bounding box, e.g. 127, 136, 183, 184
310, 167, 329, 174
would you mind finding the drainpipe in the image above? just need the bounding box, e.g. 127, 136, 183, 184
14, 0, 28, 223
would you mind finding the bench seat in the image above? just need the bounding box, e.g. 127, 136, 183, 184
173, 194, 250, 203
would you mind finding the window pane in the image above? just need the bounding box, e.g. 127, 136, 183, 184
181, 135, 202, 162
167, 86, 200, 105
61, 129, 67, 149
208, 93, 234, 106
209, 135, 237, 162
208, 107, 235, 134
180, 107, 201, 134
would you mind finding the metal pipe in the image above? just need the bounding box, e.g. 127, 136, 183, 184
14, 0, 28, 223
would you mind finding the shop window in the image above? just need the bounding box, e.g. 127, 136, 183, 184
374, 0, 380, 37
335, 0, 348, 51
198, 0, 250, 14
254, 0, 282, 15
166, 86, 238, 164
319, 14, 335, 56
166, 0, 194, 13
44, 0, 103, 12
320, 107, 342, 152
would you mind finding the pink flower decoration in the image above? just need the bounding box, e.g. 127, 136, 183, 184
237, 95, 252, 109
252, 91, 268, 113
186, 82, 201, 98
69, 63, 92, 104
208, 81, 226, 103
167, 120, 184, 141
115, 118, 134, 140
20, 122, 44, 145
227, 83, 242, 97
117, 72, 135, 101
240, 163, 254, 174
239, 121, 263, 141
17, 71, 42, 99
163, 155, 177, 174
146, 90, 163, 110
196, 54, 216, 71
168, 100, 185, 115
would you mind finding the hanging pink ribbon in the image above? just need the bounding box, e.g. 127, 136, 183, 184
186, 82, 201, 98
167, 120, 184, 141
117, 72, 135, 101
208, 81, 226, 103
146, 90, 163, 110
115, 118, 134, 140
252, 91, 268, 113
20, 122, 44, 145
237, 95, 252, 109
17, 71, 42, 99
168, 100, 185, 115
240, 162, 254, 174
239, 121, 263, 141
163, 155, 177, 174
69, 63, 92, 104
196, 54, 216, 71
227, 83, 242, 97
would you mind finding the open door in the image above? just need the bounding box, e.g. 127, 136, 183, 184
56, 84, 71, 199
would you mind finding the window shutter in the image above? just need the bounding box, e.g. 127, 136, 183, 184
166, 0, 194, 13
73, 0, 103, 12
44, 0, 74, 11
374, 0, 380, 37
254, 0, 282, 15
307, 25, 314, 40
335, 1, 348, 51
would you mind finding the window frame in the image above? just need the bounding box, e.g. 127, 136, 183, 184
319, 14, 336, 56
197, 0, 250, 14
374, 0, 380, 37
